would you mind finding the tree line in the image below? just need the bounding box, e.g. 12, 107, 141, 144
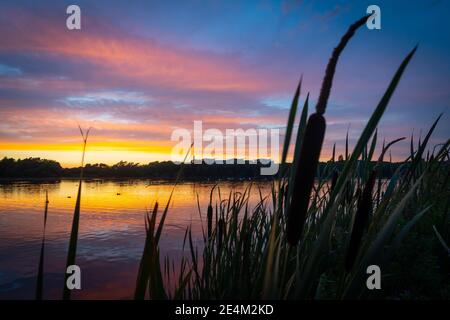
0, 157, 400, 180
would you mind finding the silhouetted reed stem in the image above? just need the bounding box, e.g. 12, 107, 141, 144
330, 170, 339, 194
207, 186, 215, 241
36, 190, 48, 300
63, 126, 90, 300
207, 204, 213, 240
134, 143, 193, 300
134, 202, 158, 299
218, 218, 225, 251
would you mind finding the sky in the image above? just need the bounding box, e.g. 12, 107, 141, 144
0, 0, 449, 167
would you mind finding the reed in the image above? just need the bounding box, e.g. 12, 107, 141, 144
207, 204, 213, 240
134, 17, 450, 300
62, 126, 90, 300
207, 186, 215, 241
217, 218, 224, 251
345, 169, 376, 271
173, 120, 447, 300
133, 143, 193, 299
134, 202, 159, 299
344, 136, 405, 271
286, 113, 325, 244
35, 190, 49, 300
286, 16, 369, 245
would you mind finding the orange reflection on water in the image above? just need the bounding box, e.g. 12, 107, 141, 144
0, 179, 272, 299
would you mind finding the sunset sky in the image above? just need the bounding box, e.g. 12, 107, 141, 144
0, 0, 449, 167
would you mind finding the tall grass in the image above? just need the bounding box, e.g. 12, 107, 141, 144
62, 126, 90, 300
135, 17, 449, 299
152, 119, 447, 300
134, 143, 194, 299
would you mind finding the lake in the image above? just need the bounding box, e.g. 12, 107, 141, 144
0, 179, 272, 299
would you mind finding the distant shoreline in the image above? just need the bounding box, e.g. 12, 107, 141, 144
0, 156, 404, 181
0, 176, 271, 183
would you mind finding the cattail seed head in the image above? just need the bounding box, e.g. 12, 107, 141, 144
330, 170, 339, 194
345, 169, 377, 271
287, 113, 326, 245
218, 218, 225, 251
207, 204, 213, 240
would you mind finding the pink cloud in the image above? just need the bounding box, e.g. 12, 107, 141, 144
0, 10, 284, 94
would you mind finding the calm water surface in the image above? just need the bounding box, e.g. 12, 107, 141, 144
0, 179, 271, 299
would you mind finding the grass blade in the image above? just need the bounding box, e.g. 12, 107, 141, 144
63, 127, 90, 300
36, 190, 49, 300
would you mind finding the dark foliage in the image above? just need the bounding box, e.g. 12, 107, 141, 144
0, 157, 62, 178
0, 157, 402, 180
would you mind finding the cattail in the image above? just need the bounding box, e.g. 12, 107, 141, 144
344, 180, 353, 206
330, 170, 339, 194
207, 204, 213, 240
287, 113, 326, 245
286, 16, 369, 246
331, 143, 336, 162
345, 129, 349, 161
217, 218, 225, 251
345, 169, 377, 271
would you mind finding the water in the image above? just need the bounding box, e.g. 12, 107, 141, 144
0, 179, 271, 299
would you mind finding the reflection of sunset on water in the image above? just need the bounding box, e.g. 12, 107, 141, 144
0, 180, 271, 299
